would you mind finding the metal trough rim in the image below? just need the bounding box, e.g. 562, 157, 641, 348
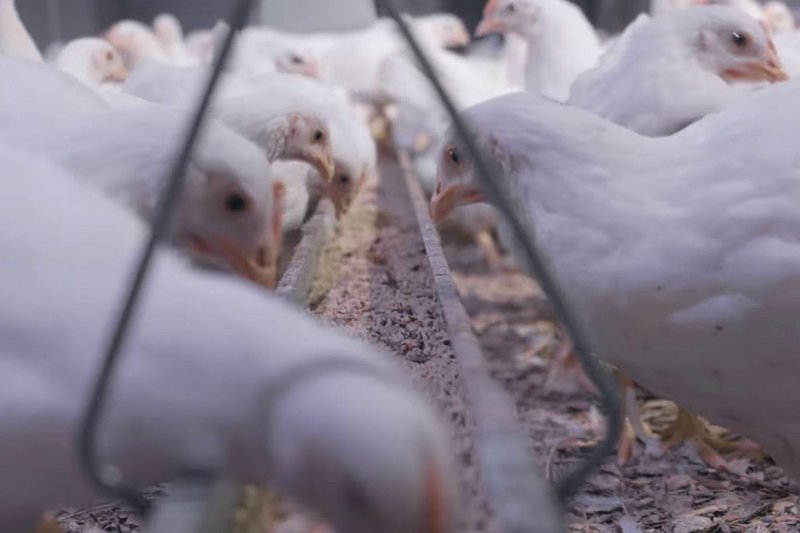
276, 199, 337, 305
398, 151, 564, 533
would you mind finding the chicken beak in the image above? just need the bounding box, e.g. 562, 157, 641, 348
475, 18, 507, 38
415, 132, 432, 153
330, 186, 353, 219
450, 27, 472, 47
333, 197, 348, 218
767, 47, 789, 81
191, 238, 279, 289
306, 150, 336, 182
422, 463, 451, 533
108, 63, 129, 83
431, 184, 461, 222
431, 184, 485, 222
249, 247, 279, 288
305, 60, 321, 79
724, 56, 789, 83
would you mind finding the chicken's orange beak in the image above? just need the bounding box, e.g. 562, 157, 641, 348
332, 197, 347, 218
415, 132, 433, 153
431, 184, 460, 222
306, 149, 336, 182
431, 184, 484, 222
107, 62, 129, 83
304, 59, 321, 79
190, 183, 285, 289
723, 52, 789, 83
422, 462, 451, 533
449, 27, 472, 47
475, 17, 507, 38
190, 237, 280, 289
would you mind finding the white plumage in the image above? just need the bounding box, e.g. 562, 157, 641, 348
0, 143, 453, 533
126, 62, 370, 214
123, 60, 254, 105
0, 107, 282, 287
105, 19, 170, 68
475, 0, 602, 101
235, 14, 468, 99
54, 37, 129, 89
0, 0, 42, 63
152, 13, 199, 66
569, 6, 787, 136
433, 86, 800, 478
0, 56, 108, 121
216, 89, 335, 180
245, 73, 377, 216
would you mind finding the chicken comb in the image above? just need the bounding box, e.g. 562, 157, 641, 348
483, 0, 501, 18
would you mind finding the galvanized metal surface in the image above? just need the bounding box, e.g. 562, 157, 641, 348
398, 151, 565, 533
276, 199, 337, 305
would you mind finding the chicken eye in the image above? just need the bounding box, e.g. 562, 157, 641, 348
506, 3, 517, 12
338, 174, 350, 184
313, 130, 325, 142
105, 50, 115, 61
291, 54, 303, 64
731, 31, 749, 48
447, 147, 461, 166
224, 193, 249, 213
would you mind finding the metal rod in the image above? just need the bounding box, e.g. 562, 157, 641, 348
77, 0, 257, 510
400, 152, 563, 533
375, 0, 622, 503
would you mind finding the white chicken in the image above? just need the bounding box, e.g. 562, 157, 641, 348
475, 0, 602, 101
569, 6, 787, 136
235, 13, 469, 99
54, 38, 129, 89
432, 86, 800, 480
378, 43, 514, 266
152, 13, 199, 66
245, 73, 378, 216
216, 90, 336, 181
0, 143, 454, 533
0, 108, 283, 287
105, 19, 170, 68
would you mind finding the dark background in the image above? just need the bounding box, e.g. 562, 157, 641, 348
18, 0, 646, 51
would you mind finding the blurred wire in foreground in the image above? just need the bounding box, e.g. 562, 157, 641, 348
77, 0, 257, 511
375, 0, 622, 504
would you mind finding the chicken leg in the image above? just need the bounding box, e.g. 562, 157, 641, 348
662, 408, 763, 471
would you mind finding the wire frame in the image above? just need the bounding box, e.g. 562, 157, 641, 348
76, 0, 259, 511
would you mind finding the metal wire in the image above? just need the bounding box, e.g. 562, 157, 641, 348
77, 0, 257, 511
376, 0, 622, 503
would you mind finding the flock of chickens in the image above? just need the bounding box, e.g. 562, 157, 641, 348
3, 0, 800, 530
